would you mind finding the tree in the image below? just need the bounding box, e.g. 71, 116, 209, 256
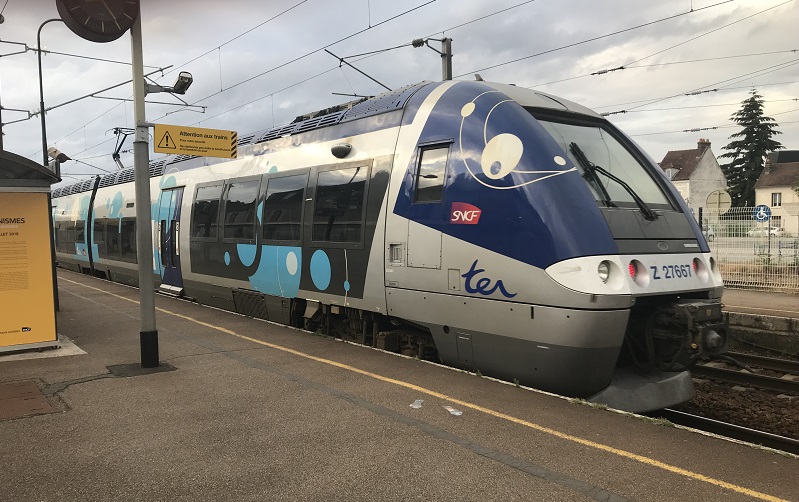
719, 89, 783, 207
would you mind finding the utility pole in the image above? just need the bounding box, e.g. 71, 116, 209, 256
441, 37, 452, 80
130, 9, 159, 367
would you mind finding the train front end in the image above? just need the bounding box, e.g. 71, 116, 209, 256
392, 81, 727, 412
524, 91, 729, 411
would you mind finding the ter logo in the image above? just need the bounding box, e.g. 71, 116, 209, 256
450, 202, 482, 224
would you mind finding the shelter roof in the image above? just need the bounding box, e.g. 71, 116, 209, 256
0, 149, 60, 187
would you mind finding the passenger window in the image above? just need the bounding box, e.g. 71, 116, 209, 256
120, 217, 137, 263
54, 222, 64, 253
66, 221, 76, 246
263, 174, 305, 242
415, 146, 448, 203
75, 220, 85, 243
223, 179, 260, 240
192, 184, 223, 238
107, 219, 121, 258
313, 166, 368, 243
94, 219, 106, 258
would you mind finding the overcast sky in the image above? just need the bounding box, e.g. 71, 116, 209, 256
1, 0, 797, 188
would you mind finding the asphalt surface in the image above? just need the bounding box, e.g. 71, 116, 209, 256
0, 270, 797, 502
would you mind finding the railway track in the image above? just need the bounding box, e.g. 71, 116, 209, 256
725, 352, 799, 373
690, 352, 799, 394
656, 409, 799, 455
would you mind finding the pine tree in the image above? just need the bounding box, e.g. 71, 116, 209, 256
719, 89, 783, 207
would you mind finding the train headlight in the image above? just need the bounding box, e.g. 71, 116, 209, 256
628, 259, 650, 287
628, 261, 638, 280
692, 257, 709, 283
597, 261, 611, 283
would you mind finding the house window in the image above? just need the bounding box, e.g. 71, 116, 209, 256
771, 192, 782, 207
772, 215, 782, 229
665, 168, 678, 180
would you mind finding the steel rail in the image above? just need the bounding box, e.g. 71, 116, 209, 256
691, 365, 799, 394
726, 352, 799, 374
658, 409, 799, 455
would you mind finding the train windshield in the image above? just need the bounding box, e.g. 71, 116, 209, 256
537, 119, 671, 209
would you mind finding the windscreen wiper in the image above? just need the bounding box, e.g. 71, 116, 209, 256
569, 142, 615, 208
569, 142, 658, 221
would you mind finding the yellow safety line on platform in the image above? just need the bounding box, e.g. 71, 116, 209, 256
61, 277, 789, 502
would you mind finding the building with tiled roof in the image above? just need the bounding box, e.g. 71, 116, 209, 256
658, 139, 727, 219
754, 150, 799, 236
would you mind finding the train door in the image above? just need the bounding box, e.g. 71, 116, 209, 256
157, 187, 184, 295
405, 144, 449, 269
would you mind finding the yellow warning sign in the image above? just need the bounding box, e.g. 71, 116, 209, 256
154, 124, 237, 158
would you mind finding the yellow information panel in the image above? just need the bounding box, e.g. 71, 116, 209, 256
0, 192, 56, 348
154, 123, 238, 159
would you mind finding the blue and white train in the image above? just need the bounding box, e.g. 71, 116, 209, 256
52, 80, 728, 412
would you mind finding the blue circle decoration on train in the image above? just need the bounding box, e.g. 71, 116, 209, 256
310, 250, 331, 291
224, 251, 231, 266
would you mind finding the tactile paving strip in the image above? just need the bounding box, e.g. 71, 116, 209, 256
0, 381, 55, 420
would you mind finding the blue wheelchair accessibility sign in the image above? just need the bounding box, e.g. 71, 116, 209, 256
752, 205, 771, 222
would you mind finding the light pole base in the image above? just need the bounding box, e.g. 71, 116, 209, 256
140, 330, 159, 368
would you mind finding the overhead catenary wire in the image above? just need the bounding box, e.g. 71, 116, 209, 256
528, 49, 798, 89
154, 0, 311, 82
152, 0, 437, 122
41, 1, 799, 181
605, 1, 793, 71
526, 3, 796, 89
454, 0, 734, 78
427, 0, 537, 36
593, 80, 799, 109
180, 0, 544, 128
601, 97, 798, 115
44, 0, 312, 157
72, 1, 439, 167
629, 119, 799, 137
602, 58, 799, 115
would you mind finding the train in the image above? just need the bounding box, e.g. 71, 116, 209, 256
51, 80, 728, 412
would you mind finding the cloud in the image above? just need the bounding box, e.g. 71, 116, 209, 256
0, 0, 795, 187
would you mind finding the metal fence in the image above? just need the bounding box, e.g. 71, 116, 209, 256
702, 206, 799, 292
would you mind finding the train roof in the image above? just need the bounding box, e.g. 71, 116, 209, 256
480, 82, 602, 118
52, 80, 600, 198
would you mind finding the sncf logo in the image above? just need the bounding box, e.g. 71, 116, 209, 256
450, 202, 482, 224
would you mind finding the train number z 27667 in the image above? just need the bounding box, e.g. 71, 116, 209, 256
650, 264, 692, 280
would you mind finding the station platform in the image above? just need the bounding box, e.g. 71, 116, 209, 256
1, 270, 797, 502
723, 288, 799, 320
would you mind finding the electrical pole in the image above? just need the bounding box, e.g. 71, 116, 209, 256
130, 8, 159, 367
441, 38, 452, 80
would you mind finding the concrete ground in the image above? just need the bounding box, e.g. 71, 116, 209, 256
0, 270, 797, 502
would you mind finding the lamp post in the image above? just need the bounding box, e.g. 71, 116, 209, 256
37, 19, 64, 314
37, 18, 63, 168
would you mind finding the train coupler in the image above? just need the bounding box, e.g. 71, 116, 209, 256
646, 300, 728, 371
